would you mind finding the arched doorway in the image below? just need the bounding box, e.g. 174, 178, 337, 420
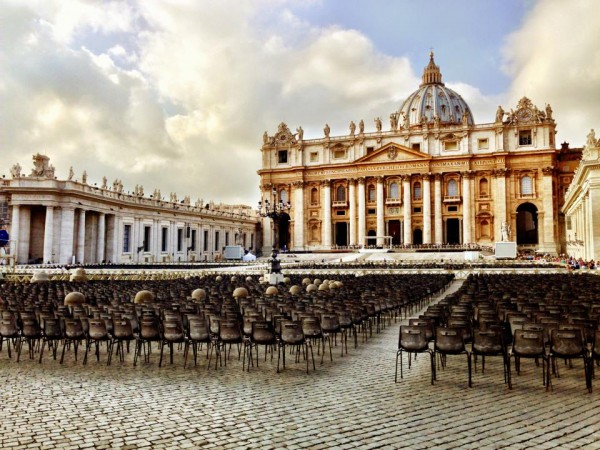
276, 213, 291, 251
516, 203, 538, 245
413, 228, 423, 245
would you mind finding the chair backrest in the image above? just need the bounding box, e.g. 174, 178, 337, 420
42, 317, 63, 339
251, 320, 276, 344
219, 320, 241, 342
281, 321, 304, 345
435, 327, 465, 353
163, 321, 185, 341
399, 325, 429, 352
188, 318, 210, 341
512, 329, 544, 356
320, 314, 340, 332
112, 318, 134, 339
21, 318, 41, 337
301, 317, 322, 338
0, 317, 19, 337
139, 317, 161, 340
409, 318, 434, 341
472, 329, 503, 355
64, 319, 85, 339
88, 319, 108, 340
551, 329, 584, 356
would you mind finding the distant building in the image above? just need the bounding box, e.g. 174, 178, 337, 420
0, 154, 259, 264
562, 129, 600, 261
258, 52, 580, 255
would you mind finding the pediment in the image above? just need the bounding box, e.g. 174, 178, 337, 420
355, 143, 431, 164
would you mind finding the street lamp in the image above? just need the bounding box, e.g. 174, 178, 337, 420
258, 187, 291, 277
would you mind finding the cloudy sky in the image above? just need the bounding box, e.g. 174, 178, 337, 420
1, 0, 599, 206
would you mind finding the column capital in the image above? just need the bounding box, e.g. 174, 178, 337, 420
292, 180, 304, 188
433, 173, 443, 182
348, 178, 357, 186
357, 177, 366, 185
492, 168, 508, 178
422, 173, 432, 182
461, 170, 474, 180
401, 174, 411, 182
320, 179, 331, 187
376, 175, 385, 183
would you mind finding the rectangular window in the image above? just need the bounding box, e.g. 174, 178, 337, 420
191, 229, 197, 251
214, 231, 220, 251
177, 228, 183, 252
336, 210, 346, 216
477, 138, 489, 150
519, 130, 532, 146
278, 150, 288, 164
566, 216, 572, 231
143, 226, 151, 252
333, 148, 346, 159
366, 146, 374, 154
250, 233, 254, 250
411, 143, 421, 151
413, 207, 422, 213
161, 227, 168, 252
444, 141, 458, 151
203, 230, 209, 251
225, 232, 230, 246
0, 201, 8, 225
367, 208, 376, 215
447, 206, 458, 212
310, 152, 319, 162
123, 224, 131, 253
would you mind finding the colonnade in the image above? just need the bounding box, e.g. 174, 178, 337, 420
9, 204, 256, 264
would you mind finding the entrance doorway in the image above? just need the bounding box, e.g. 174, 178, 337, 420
335, 222, 348, 246
388, 220, 401, 245
367, 230, 376, 246
277, 213, 290, 251
446, 218, 460, 244
413, 228, 423, 245
516, 203, 538, 245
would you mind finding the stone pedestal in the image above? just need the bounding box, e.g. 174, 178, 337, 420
268, 273, 285, 285
495, 242, 517, 259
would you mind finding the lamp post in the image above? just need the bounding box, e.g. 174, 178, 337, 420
258, 187, 291, 277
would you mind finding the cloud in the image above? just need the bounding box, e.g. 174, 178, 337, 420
503, 0, 600, 146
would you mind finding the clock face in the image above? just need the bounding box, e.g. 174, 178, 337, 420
517, 108, 533, 121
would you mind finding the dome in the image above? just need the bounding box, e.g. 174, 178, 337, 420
398, 52, 474, 128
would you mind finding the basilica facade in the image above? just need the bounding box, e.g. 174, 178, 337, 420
258, 53, 580, 255
0, 154, 259, 265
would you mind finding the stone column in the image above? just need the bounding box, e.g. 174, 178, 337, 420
434, 174, 443, 244
357, 178, 366, 247
493, 169, 508, 242
423, 174, 432, 244
292, 181, 305, 251
59, 207, 75, 264
97, 213, 106, 263
403, 175, 412, 244
11, 205, 20, 263
348, 179, 357, 246
43, 206, 54, 263
376, 176, 385, 246
76, 209, 86, 264
540, 167, 557, 254
17, 206, 31, 264
322, 180, 332, 249
462, 172, 472, 244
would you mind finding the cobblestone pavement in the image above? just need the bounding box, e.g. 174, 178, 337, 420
1, 279, 599, 450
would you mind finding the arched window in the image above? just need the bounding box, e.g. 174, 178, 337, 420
521, 175, 533, 196
279, 189, 288, 204
368, 184, 376, 202
447, 179, 458, 197
336, 185, 346, 202
413, 182, 422, 200
479, 178, 489, 197
389, 182, 399, 199
310, 187, 319, 205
